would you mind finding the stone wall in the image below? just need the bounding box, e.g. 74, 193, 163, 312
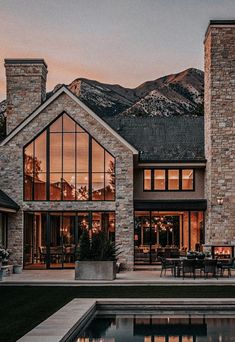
0, 92, 134, 269
204, 22, 235, 245
5, 59, 47, 134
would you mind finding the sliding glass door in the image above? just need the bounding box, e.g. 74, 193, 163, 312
134, 211, 204, 265
24, 211, 115, 269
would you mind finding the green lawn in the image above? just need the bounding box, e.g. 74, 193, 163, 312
1, 285, 235, 342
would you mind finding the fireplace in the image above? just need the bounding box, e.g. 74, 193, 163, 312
212, 246, 234, 259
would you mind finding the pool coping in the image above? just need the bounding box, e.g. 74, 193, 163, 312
17, 298, 235, 342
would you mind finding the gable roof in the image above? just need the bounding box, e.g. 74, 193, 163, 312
0, 190, 19, 212
0, 86, 138, 154
104, 116, 205, 162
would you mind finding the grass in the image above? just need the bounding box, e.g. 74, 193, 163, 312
1, 285, 235, 341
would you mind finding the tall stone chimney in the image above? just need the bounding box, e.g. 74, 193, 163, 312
204, 20, 235, 245
4, 59, 48, 134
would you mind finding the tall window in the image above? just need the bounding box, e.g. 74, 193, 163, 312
24, 113, 115, 201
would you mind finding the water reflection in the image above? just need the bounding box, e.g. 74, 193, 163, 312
74, 315, 235, 342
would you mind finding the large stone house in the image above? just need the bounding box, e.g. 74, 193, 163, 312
0, 20, 234, 270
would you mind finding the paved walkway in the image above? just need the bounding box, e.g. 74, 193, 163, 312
1, 269, 235, 285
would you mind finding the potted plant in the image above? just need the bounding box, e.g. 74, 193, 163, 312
75, 230, 119, 280
0, 246, 10, 266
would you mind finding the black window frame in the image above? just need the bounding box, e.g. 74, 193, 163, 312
23, 112, 116, 202
143, 168, 195, 192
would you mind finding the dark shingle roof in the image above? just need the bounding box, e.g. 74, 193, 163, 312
0, 190, 19, 211
105, 116, 205, 161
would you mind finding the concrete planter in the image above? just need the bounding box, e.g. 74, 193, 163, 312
75, 260, 116, 280
13, 265, 23, 274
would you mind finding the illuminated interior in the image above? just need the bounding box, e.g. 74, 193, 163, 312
24, 113, 115, 201
134, 211, 204, 264
24, 211, 115, 269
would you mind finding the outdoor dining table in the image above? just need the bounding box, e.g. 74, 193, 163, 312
165, 258, 229, 278
165, 258, 183, 277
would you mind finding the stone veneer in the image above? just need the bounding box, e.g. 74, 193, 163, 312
0, 91, 134, 269
5, 59, 47, 134
204, 22, 235, 246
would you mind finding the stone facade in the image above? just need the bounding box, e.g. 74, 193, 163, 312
204, 22, 235, 245
0, 89, 134, 269
5, 59, 47, 134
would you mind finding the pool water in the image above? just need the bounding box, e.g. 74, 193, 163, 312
73, 314, 235, 341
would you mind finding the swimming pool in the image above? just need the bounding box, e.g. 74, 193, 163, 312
72, 313, 235, 341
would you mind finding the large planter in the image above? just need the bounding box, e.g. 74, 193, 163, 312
75, 260, 116, 280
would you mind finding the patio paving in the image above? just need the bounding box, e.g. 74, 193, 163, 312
1, 268, 235, 286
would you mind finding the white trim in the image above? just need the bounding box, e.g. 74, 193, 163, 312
0, 86, 138, 154
0, 207, 17, 213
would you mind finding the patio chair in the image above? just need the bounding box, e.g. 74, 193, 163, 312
217, 257, 235, 277
203, 259, 218, 279
159, 257, 176, 277
182, 259, 196, 279
194, 259, 204, 277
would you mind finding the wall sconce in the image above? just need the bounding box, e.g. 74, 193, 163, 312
217, 197, 223, 205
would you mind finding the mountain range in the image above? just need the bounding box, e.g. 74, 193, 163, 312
0, 67, 204, 139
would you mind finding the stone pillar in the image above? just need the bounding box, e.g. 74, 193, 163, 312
204, 21, 235, 245
5, 59, 47, 134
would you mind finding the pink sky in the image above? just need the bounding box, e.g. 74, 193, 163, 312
1, 0, 235, 101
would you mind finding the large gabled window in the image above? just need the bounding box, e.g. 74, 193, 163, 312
24, 113, 115, 201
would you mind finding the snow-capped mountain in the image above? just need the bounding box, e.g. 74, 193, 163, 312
63, 68, 204, 117
0, 68, 204, 138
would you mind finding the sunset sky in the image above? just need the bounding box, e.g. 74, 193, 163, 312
1, 0, 235, 100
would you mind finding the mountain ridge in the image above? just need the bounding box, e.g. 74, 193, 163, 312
0, 67, 204, 139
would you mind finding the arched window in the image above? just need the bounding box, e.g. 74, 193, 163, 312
24, 113, 115, 201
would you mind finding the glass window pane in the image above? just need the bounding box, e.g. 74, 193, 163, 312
77, 213, 89, 241
34, 131, 47, 173
63, 133, 75, 172
76, 173, 89, 200
50, 173, 62, 200
144, 170, 151, 190
105, 173, 115, 200
50, 116, 62, 132
50, 133, 62, 172
24, 142, 34, 175
24, 174, 33, 200
63, 114, 75, 132
168, 169, 179, 190
34, 173, 46, 200
77, 133, 89, 172
182, 169, 194, 190
62, 173, 76, 200
154, 170, 165, 190
92, 173, 104, 200
105, 151, 115, 173
92, 139, 104, 172
76, 122, 85, 133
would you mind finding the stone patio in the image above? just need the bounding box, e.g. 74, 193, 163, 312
1, 268, 235, 286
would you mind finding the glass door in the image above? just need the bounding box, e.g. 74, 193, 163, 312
134, 211, 151, 264
48, 212, 76, 269
48, 213, 63, 268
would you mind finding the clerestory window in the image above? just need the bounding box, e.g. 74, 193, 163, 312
24, 113, 115, 201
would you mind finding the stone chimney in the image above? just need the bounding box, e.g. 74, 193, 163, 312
4, 59, 48, 134
204, 20, 235, 244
